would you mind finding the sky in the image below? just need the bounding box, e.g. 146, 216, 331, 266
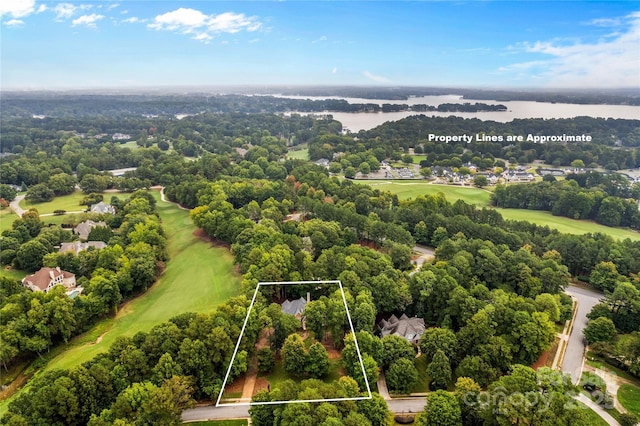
1, 0, 639, 89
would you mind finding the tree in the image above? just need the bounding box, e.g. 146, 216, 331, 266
359, 162, 371, 176
570, 159, 585, 168
386, 358, 418, 393
273, 314, 300, 350
282, 333, 307, 377
25, 183, 54, 203
344, 166, 356, 179
420, 328, 458, 361
14, 239, 49, 271
48, 173, 76, 196
474, 175, 488, 188
381, 335, 415, 370
356, 392, 393, 426
619, 413, 639, 426
304, 300, 326, 339
419, 167, 432, 178
257, 347, 275, 374
427, 349, 452, 390
590, 261, 623, 293
0, 184, 17, 201
306, 341, 330, 378
417, 390, 462, 426
584, 317, 617, 344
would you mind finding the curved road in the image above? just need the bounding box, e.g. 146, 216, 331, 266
562, 285, 604, 384
9, 194, 25, 217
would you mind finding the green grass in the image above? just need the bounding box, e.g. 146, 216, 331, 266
43, 190, 241, 371
618, 384, 640, 418
184, 421, 248, 425
364, 180, 491, 205
586, 352, 640, 385
287, 148, 309, 160
363, 180, 640, 241
0, 208, 17, 233
495, 208, 640, 240
0, 268, 28, 282
411, 354, 431, 393
574, 400, 610, 426
20, 191, 91, 215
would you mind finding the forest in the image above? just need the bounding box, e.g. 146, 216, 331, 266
0, 94, 639, 425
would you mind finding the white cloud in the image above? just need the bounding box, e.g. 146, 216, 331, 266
122, 16, 144, 24
363, 70, 391, 83
148, 8, 262, 42
0, 0, 35, 18
72, 13, 104, 28
4, 18, 25, 26
502, 12, 640, 88
193, 32, 212, 43
332, 67, 337, 74
313, 35, 328, 43
54, 3, 76, 20
37, 4, 47, 13
249, 38, 260, 43
107, 3, 119, 10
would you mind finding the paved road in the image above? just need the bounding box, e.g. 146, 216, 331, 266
562, 285, 604, 384
9, 194, 25, 217
182, 397, 428, 422
411, 245, 435, 274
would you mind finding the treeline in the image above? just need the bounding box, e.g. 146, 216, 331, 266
1, 296, 250, 425
307, 115, 640, 169
491, 179, 640, 228
0, 192, 166, 369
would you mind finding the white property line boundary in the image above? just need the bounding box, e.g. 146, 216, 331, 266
216, 280, 372, 407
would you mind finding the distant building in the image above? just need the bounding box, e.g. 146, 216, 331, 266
74, 220, 107, 240
90, 201, 116, 215
59, 241, 107, 255
22, 267, 76, 293
112, 133, 131, 141
314, 158, 331, 168
378, 314, 426, 345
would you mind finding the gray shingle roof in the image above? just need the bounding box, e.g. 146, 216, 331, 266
379, 314, 426, 342
281, 297, 307, 316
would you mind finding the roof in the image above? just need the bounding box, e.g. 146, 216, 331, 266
90, 201, 115, 215
74, 220, 106, 239
281, 297, 307, 316
379, 314, 426, 342
59, 241, 107, 254
22, 267, 75, 291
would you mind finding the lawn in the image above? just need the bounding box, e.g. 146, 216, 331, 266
0, 268, 28, 282
363, 180, 640, 241
19, 191, 92, 215
0, 208, 17, 233
574, 401, 610, 426
43, 190, 241, 371
364, 180, 491, 205
618, 384, 640, 418
411, 354, 431, 393
287, 147, 309, 160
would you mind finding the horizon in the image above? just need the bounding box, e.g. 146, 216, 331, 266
1, 1, 639, 90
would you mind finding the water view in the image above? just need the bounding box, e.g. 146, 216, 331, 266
274, 94, 640, 131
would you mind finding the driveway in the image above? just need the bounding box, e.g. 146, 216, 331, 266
9, 194, 25, 217
562, 285, 604, 384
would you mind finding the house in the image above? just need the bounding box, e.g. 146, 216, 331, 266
74, 220, 107, 240
314, 158, 331, 168
59, 241, 107, 254
281, 297, 308, 318
378, 314, 426, 345
90, 201, 116, 215
22, 267, 76, 293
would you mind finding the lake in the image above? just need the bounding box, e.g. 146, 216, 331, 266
271, 94, 640, 131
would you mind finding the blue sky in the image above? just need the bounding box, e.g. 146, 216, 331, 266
1, 1, 639, 89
